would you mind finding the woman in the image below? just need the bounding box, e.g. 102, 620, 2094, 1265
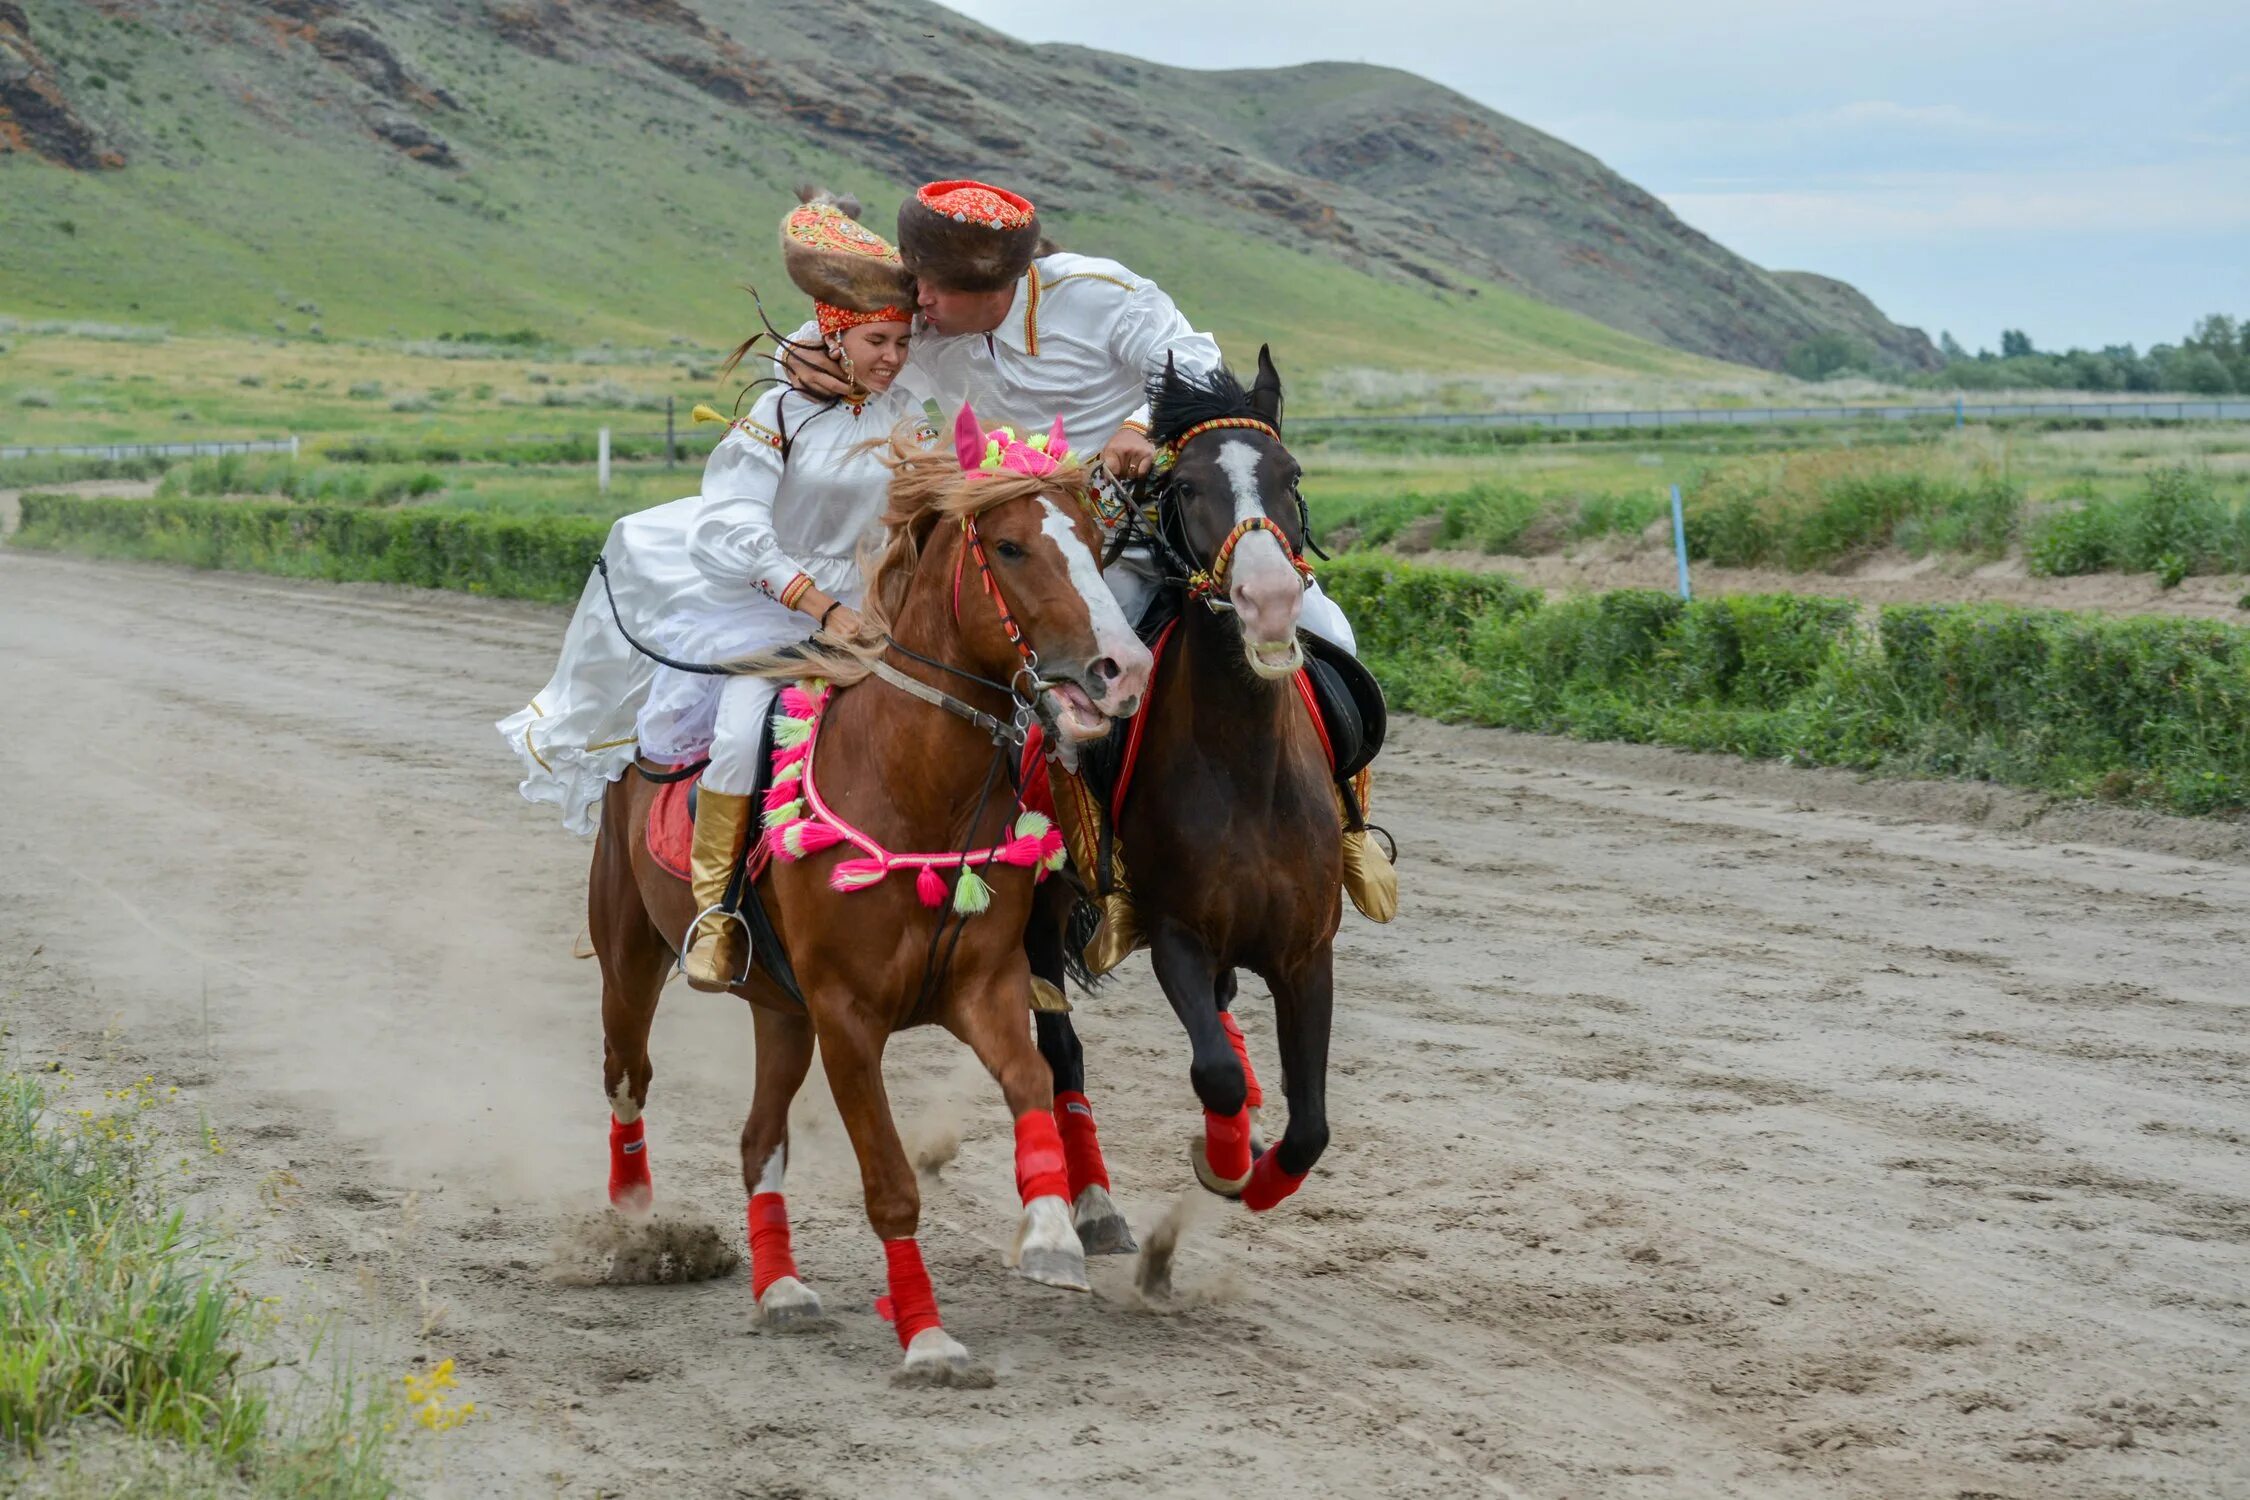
498, 187, 916, 990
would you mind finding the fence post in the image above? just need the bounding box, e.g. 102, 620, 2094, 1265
666, 396, 676, 469
1955, 394, 1964, 429
598, 427, 611, 493
290, 434, 301, 460
1669, 483, 1692, 602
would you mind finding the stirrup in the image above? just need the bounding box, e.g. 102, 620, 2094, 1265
680, 904, 754, 986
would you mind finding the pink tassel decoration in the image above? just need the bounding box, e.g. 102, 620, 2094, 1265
916, 866, 947, 908
830, 858, 888, 892
1001, 834, 1047, 867
779, 685, 823, 720
764, 783, 801, 813
791, 821, 844, 856
772, 740, 812, 770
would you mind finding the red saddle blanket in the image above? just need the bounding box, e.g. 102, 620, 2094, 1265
646, 732, 1059, 884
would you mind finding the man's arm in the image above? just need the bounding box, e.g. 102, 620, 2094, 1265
1102, 278, 1225, 477
770, 319, 858, 399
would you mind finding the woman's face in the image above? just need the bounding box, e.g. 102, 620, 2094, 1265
835, 321, 912, 393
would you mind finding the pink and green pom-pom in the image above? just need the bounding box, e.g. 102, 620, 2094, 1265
951, 866, 992, 915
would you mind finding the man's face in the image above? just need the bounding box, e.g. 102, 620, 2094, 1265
915, 279, 1014, 337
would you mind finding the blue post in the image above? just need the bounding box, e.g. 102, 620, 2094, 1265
1955, 393, 1964, 429
1669, 483, 1692, 601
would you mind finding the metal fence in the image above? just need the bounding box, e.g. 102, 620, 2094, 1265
1, 437, 301, 461
1301, 398, 2250, 432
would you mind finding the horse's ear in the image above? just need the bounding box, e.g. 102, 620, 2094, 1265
952, 401, 984, 472
1251, 344, 1284, 433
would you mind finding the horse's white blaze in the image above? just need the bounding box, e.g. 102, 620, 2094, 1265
1216, 438, 1303, 673
609, 1077, 641, 1125
1038, 498, 1150, 713
753, 1145, 785, 1195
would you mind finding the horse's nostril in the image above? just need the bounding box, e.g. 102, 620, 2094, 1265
1093, 656, 1122, 683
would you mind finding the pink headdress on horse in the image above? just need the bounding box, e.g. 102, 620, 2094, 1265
952, 401, 1071, 479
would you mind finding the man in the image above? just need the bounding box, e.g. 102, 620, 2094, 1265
779, 179, 1392, 929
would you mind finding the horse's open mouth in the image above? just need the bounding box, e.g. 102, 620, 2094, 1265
1246, 637, 1304, 679
1043, 681, 1112, 741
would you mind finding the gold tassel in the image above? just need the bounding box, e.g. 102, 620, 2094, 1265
690, 403, 728, 426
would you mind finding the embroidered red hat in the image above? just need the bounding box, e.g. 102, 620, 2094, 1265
897, 180, 1040, 294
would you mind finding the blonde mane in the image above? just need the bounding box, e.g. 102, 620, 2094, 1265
719, 420, 1095, 688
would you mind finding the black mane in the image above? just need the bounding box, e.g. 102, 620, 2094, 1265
1145, 364, 1256, 451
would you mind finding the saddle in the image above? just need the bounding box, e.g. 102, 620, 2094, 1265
644, 700, 806, 1004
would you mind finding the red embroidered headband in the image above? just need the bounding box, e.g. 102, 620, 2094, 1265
816, 302, 910, 336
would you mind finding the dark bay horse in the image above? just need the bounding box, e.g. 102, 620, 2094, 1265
1045, 350, 1342, 1212
587, 408, 1151, 1382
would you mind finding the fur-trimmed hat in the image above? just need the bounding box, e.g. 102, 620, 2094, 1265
781, 185, 913, 325
896, 180, 1040, 294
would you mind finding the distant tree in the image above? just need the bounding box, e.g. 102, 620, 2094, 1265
2173, 349, 2236, 395
1784, 331, 1875, 382
1999, 329, 2035, 358
1939, 330, 1969, 362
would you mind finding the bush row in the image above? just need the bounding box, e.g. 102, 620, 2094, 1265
1323, 554, 2250, 816
12, 493, 606, 603
19, 501, 2250, 817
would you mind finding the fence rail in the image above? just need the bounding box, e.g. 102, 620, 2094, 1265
1, 437, 301, 461
1301, 398, 2250, 431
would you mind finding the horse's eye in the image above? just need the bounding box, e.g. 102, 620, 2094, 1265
995, 539, 1026, 560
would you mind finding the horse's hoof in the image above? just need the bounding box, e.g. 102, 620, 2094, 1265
892, 1327, 993, 1388
1190, 1140, 1251, 1199
1011, 1194, 1091, 1291
608, 1181, 654, 1218
755, 1276, 827, 1332
1072, 1184, 1138, 1255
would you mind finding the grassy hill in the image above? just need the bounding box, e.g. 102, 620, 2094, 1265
0, 0, 1928, 382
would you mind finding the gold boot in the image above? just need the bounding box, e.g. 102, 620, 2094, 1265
1084, 887, 1142, 978
682, 788, 754, 992
1051, 762, 1144, 977
1339, 766, 1398, 924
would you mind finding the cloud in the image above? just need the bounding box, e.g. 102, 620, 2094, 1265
1663, 159, 2250, 241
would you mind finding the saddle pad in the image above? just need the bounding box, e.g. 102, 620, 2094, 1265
645, 766, 702, 882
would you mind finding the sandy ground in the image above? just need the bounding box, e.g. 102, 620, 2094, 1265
2, 550, 2246, 1499
1411, 541, 2250, 622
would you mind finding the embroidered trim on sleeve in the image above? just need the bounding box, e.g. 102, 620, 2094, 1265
779, 572, 815, 611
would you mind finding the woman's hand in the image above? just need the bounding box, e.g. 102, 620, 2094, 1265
818, 604, 865, 640
781, 340, 858, 399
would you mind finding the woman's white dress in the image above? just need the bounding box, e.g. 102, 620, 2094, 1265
497, 385, 912, 834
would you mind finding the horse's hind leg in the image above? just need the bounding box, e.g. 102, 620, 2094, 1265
592, 793, 670, 1216
948, 993, 1091, 1295
740, 1005, 824, 1330
816, 1007, 978, 1383
1035, 1010, 1135, 1255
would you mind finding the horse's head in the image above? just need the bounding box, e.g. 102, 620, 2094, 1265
1149, 347, 1311, 679
873, 406, 1152, 742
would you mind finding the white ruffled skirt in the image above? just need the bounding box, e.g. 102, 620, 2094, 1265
496, 497, 859, 835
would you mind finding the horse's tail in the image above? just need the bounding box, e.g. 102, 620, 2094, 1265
1063, 892, 1105, 994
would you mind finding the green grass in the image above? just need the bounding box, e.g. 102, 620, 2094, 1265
0, 1063, 404, 1495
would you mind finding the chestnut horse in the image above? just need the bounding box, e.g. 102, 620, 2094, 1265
1044, 350, 1341, 1212
587, 409, 1151, 1382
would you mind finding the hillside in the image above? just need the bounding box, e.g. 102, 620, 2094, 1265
0, 0, 1935, 378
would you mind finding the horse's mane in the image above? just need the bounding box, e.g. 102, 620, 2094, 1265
720, 420, 1094, 689
1144, 363, 1257, 451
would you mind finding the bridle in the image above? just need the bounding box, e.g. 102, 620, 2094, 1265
1101, 416, 1320, 614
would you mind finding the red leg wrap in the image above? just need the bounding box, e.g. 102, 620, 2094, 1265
1204, 1107, 1253, 1184
607, 1115, 650, 1208
746, 1193, 798, 1299
1052, 1092, 1111, 1196
874, 1237, 942, 1348
1013, 1109, 1070, 1204
1217, 1012, 1264, 1110
1240, 1149, 1310, 1212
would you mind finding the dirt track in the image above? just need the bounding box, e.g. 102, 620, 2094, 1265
3, 550, 2246, 1499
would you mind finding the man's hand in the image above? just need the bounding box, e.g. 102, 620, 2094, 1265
1099, 425, 1156, 480
780, 340, 857, 399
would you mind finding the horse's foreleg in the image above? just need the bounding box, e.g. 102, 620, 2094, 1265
1149, 922, 1254, 1197
741, 1005, 823, 1330
949, 993, 1091, 1293
1035, 1011, 1136, 1255
1243, 946, 1336, 1212
1213, 969, 1267, 1123
816, 1008, 972, 1382
592, 810, 670, 1217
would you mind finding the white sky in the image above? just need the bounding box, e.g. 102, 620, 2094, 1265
940, 0, 2249, 351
